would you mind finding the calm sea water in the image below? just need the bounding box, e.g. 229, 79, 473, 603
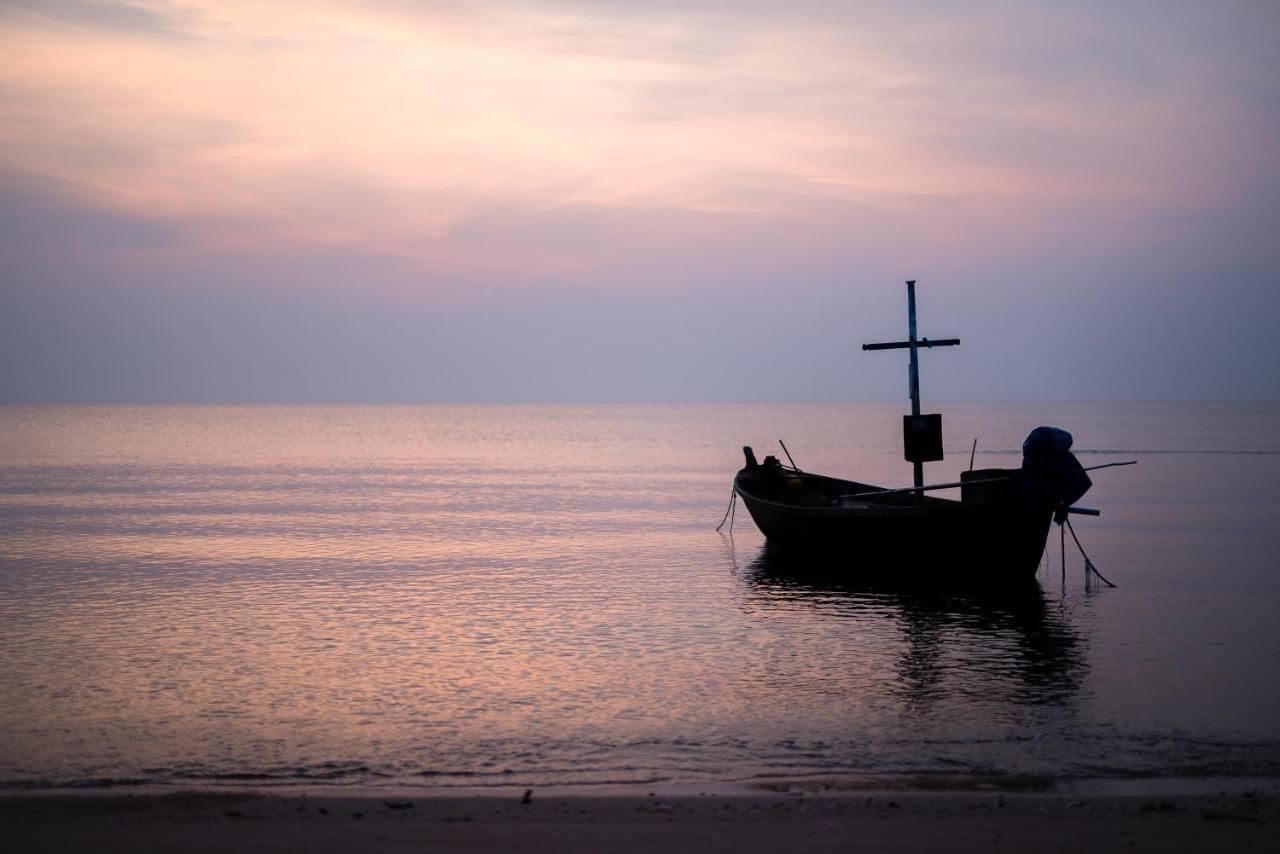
2, 403, 1279, 790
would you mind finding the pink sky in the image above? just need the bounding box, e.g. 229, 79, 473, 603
2, 1, 1278, 401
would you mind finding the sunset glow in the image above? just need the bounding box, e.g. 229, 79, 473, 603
2, 2, 1277, 401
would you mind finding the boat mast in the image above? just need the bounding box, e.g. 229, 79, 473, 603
906, 281, 923, 487
862, 280, 959, 489
907, 280, 921, 418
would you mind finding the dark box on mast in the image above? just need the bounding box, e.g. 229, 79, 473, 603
903, 414, 944, 463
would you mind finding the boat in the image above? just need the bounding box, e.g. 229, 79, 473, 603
731, 280, 1106, 581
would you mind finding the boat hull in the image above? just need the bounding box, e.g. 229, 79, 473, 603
733, 468, 1053, 581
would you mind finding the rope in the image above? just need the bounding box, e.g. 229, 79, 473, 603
1064, 516, 1117, 588
1060, 521, 1066, 586
716, 487, 738, 532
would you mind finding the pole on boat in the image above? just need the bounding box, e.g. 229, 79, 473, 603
862, 280, 959, 489
906, 281, 923, 489
840, 459, 1136, 499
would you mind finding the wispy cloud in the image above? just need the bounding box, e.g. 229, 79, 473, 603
2, 2, 1278, 401
3, 0, 1271, 276
4, 0, 191, 37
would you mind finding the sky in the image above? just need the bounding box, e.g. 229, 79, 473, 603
1, 0, 1278, 403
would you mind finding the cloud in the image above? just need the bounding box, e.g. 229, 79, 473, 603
2, 0, 189, 37
12, 0, 1273, 266
0, 168, 175, 282
2, 2, 1278, 401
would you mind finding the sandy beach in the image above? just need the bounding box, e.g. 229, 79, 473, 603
4, 787, 1275, 853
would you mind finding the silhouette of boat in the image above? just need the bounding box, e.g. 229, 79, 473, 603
733, 457, 1061, 578
732, 281, 1107, 581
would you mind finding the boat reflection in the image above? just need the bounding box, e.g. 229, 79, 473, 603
737, 543, 1087, 713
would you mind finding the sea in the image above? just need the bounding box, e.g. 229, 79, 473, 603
2, 403, 1279, 792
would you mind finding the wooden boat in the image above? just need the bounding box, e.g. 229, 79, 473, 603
733, 456, 1055, 578
731, 281, 1101, 581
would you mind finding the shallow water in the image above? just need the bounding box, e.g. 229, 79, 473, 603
1, 403, 1278, 789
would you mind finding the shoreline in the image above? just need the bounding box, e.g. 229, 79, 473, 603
4, 786, 1275, 853
5, 772, 1279, 799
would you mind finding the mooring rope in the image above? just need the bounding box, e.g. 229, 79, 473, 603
715, 487, 738, 533
1064, 516, 1117, 588
1060, 521, 1066, 586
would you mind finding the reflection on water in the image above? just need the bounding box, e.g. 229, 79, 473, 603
739, 544, 1086, 716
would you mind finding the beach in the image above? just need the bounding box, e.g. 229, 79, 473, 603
5, 787, 1275, 853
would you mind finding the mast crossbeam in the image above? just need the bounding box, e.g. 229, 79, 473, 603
862, 280, 959, 489
862, 338, 960, 351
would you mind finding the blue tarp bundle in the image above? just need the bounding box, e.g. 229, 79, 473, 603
1020, 426, 1092, 520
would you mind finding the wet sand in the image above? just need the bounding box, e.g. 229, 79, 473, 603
3, 788, 1274, 853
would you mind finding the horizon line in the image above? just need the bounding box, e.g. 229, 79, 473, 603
2, 399, 1278, 408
